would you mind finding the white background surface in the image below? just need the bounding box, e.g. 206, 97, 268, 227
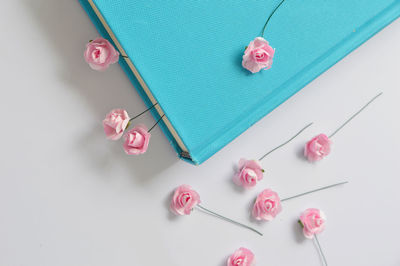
1, 1, 399, 266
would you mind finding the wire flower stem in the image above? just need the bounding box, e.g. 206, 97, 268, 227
281, 181, 348, 202
148, 114, 165, 133
259, 122, 313, 161
261, 0, 288, 37
196, 204, 263, 236
314, 235, 328, 266
329, 92, 382, 138
129, 102, 158, 122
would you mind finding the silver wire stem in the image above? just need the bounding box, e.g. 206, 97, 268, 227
196, 204, 263, 236
329, 92, 382, 138
314, 235, 328, 266
281, 181, 348, 202
259, 122, 313, 161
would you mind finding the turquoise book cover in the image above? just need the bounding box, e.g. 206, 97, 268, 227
79, 0, 400, 164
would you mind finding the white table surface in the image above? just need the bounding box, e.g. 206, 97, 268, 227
1, 1, 399, 266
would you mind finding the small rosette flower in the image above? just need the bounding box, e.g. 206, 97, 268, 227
242, 37, 275, 73
84, 37, 119, 71
123, 124, 151, 155
252, 189, 282, 221
170, 185, 201, 215
299, 208, 326, 239
304, 134, 332, 162
227, 247, 255, 266
103, 109, 130, 140
234, 159, 264, 188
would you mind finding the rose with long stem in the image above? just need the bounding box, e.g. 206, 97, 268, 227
252, 181, 347, 221
170, 185, 263, 236
299, 208, 328, 266
242, 0, 288, 73
304, 92, 382, 162
235, 122, 313, 188
102, 102, 162, 155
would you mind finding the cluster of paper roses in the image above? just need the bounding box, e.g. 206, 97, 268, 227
222, 204, 325, 265
84, 37, 334, 161
170, 184, 326, 265
167, 123, 335, 265
84, 36, 380, 266
102, 109, 152, 155
84, 38, 159, 155
171, 185, 326, 237
236, 133, 330, 189
166, 90, 380, 265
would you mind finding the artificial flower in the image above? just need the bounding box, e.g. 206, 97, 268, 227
299, 208, 326, 239
123, 124, 151, 155
227, 247, 255, 266
252, 189, 282, 221
103, 109, 130, 140
304, 134, 332, 162
170, 185, 201, 215
242, 37, 274, 73
234, 159, 264, 188
84, 37, 119, 71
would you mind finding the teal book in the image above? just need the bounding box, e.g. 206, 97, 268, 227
79, 0, 400, 165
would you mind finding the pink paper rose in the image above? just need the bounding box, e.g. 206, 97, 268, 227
304, 134, 332, 162
103, 109, 130, 140
123, 124, 150, 155
299, 208, 326, 239
227, 247, 255, 266
252, 189, 282, 221
234, 159, 264, 188
170, 185, 201, 215
242, 37, 275, 73
84, 37, 119, 71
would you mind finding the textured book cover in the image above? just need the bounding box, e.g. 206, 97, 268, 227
79, 0, 400, 165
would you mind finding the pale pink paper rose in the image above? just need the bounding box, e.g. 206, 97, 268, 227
242, 37, 275, 73
252, 189, 282, 221
227, 247, 255, 266
299, 208, 326, 239
103, 109, 130, 140
170, 185, 201, 215
234, 159, 264, 188
84, 37, 119, 71
304, 134, 332, 162
123, 124, 151, 155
